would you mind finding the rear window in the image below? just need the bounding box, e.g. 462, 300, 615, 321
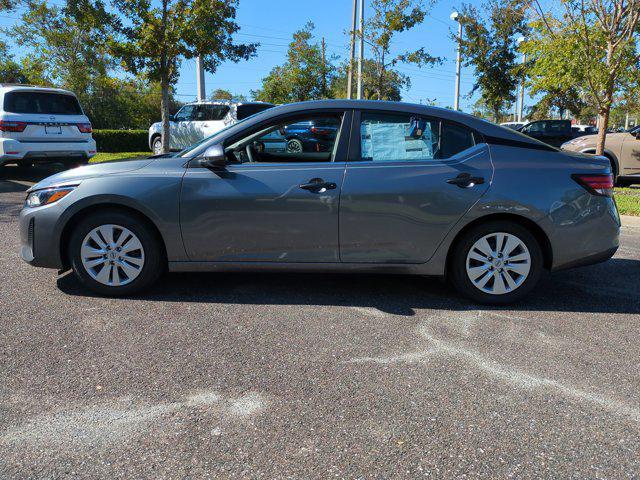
236, 103, 274, 120
4, 91, 83, 115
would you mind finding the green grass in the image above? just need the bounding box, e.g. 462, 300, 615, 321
89, 152, 150, 164
615, 187, 640, 216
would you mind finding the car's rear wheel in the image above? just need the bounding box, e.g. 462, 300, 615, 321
69, 210, 164, 296
449, 221, 543, 304
286, 138, 303, 153
152, 136, 163, 155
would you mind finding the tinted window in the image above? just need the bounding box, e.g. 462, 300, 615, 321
4, 91, 82, 115
360, 112, 438, 162
440, 122, 475, 158
237, 103, 274, 120
174, 105, 195, 121
195, 104, 230, 121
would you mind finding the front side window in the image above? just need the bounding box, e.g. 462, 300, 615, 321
360, 112, 438, 162
4, 91, 82, 115
225, 114, 342, 164
174, 105, 195, 122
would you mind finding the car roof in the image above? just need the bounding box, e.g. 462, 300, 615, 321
183, 100, 274, 107
0, 84, 78, 96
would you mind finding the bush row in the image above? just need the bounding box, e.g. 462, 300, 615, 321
93, 129, 150, 153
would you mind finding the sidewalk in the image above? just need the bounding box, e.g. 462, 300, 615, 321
621, 215, 640, 228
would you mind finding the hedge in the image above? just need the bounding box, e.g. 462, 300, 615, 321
93, 129, 149, 153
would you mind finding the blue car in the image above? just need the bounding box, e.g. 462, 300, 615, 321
283, 120, 339, 153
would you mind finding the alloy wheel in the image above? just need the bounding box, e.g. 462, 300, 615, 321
465, 232, 531, 295
80, 224, 145, 287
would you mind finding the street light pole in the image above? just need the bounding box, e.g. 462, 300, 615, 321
451, 11, 462, 111
516, 36, 526, 122
347, 0, 358, 99
196, 56, 205, 102
357, 0, 364, 100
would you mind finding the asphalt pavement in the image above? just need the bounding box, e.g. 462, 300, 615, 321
1, 164, 640, 479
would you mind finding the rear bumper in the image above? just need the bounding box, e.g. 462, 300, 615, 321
0, 138, 97, 164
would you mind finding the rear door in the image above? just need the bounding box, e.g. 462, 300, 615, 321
189, 104, 230, 144
339, 110, 493, 263
1, 90, 91, 143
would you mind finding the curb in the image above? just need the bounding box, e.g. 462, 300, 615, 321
621, 215, 640, 228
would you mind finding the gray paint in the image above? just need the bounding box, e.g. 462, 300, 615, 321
19, 99, 620, 280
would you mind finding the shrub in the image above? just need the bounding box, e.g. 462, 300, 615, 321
93, 129, 149, 153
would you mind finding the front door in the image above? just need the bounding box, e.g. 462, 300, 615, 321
188, 104, 230, 145
180, 111, 349, 262
340, 110, 493, 263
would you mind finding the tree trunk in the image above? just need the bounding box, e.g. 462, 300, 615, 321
595, 107, 610, 157
160, 73, 170, 154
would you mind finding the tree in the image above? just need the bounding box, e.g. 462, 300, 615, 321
112, 0, 257, 152
523, 0, 640, 155
358, 0, 440, 100
458, 0, 528, 122
253, 22, 334, 104
0, 42, 29, 83
528, 87, 587, 120
209, 88, 247, 102
331, 59, 404, 101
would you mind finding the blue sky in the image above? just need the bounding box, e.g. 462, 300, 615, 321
1, 0, 536, 113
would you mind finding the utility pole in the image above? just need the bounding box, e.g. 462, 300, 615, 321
516, 37, 526, 122
450, 11, 462, 111
347, 0, 358, 99
196, 56, 205, 102
625, 112, 630, 130
357, 0, 364, 100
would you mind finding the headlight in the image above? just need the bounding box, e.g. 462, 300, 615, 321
25, 186, 76, 208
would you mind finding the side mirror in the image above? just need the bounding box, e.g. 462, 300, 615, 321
199, 144, 227, 169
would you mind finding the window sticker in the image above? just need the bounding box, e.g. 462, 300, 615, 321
361, 120, 433, 161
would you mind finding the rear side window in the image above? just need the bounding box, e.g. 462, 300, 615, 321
360, 112, 438, 162
440, 122, 475, 158
195, 104, 230, 121
236, 104, 274, 120
4, 91, 82, 115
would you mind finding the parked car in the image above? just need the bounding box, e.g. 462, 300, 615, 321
572, 124, 598, 135
148, 100, 275, 154
0, 84, 96, 167
517, 119, 577, 147
20, 100, 619, 304
499, 121, 526, 130
561, 125, 640, 186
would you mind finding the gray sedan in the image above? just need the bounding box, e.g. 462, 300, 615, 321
19, 100, 620, 304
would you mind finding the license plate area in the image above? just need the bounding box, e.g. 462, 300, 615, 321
45, 125, 62, 134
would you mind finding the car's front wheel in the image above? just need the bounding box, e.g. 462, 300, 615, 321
69, 210, 164, 296
449, 221, 543, 304
152, 136, 163, 155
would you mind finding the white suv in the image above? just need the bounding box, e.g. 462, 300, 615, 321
148, 100, 275, 154
0, 84, 96, 167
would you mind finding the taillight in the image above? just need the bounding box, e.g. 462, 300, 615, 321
572, 174, 614, 197
77, 123, 92, 133
310, 126, 330, 136
0, 120, 27, 132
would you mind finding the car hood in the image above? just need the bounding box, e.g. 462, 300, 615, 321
28, 157, 155, 192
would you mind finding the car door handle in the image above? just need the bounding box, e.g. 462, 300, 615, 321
299, 178, 337, 192
446, 173, 485, 188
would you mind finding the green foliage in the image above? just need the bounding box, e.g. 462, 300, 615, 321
615, 188, 640, 216
331, 59, 404, 101
458, 0, 528, 122
111, 0, 257, 152
361, 0, 440, 100
522, 0, 640, 153
209, 88, 247, 102
0, 41, 28, 83
90, 151, 149, 163
253, 22, 334, 103
92, 129, 149, 152
527, 87, 587, 120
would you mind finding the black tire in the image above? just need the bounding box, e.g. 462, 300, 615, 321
152, 136, 163, 155
69, 210, 165, 296
449, 220, 544, 305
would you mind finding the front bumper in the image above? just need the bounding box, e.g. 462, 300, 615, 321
0, 138, 97, 164
19, 202, 66, 269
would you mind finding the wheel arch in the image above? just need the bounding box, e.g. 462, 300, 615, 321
149, 132, 161, 150
445, 213, 553, 274
59, 203, 168, 270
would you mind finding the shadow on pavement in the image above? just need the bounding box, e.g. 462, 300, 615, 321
57, 257, 640, 315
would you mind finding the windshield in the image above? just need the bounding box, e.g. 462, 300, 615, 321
177, 109, 274, 158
